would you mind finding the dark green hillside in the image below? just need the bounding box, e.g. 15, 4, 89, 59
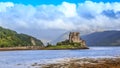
0, 26, 43, 47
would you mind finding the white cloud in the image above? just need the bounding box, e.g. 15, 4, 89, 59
0, 1, 120, 41
0, 2, 14, 12
43, 19, 76, 30
58, 2, 77, 17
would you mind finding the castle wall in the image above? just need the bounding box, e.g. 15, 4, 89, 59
69, 32, 82, 43
68, 32, 87, 47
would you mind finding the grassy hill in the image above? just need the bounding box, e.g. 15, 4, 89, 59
0, 26, 43, 47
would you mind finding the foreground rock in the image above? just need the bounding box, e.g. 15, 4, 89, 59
41, 57, 120, 68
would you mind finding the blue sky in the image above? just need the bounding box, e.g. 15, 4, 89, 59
0, 0, 120, 43
1, 0, 120, 5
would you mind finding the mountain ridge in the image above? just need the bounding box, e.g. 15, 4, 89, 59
82, 31, 120, 46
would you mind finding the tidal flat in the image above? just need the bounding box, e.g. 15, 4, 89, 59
41, 57, 120, 68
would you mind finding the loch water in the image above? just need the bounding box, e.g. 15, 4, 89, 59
0, 47, 120, 68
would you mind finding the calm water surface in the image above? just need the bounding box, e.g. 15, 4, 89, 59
0, 47, 120, 68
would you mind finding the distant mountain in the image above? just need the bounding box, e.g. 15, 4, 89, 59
81, 31, 120, 46
0, 26, 43, 47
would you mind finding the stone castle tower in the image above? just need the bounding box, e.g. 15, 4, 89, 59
69, 32, 86, 47
69, 32, 81, 43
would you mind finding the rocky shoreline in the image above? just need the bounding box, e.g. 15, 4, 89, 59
0, 47, 89, 51
31, 57, 120, 68
0, 46, 44, 51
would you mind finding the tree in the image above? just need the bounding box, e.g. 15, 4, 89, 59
46, 43, 52, 47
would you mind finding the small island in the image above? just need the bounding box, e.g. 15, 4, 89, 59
44, 32, 88, 50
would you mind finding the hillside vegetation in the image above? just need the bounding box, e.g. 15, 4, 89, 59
0, 26, 43, 47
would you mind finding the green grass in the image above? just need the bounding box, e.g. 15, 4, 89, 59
44, 45, 87, 50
